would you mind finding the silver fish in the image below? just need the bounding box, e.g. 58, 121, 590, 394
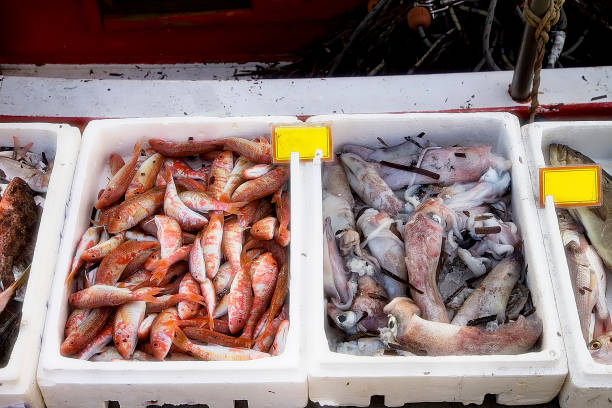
586, 245, 612, 338
589, 331, 612, 364
558, 209, 599, 343
550, 144, 612, 270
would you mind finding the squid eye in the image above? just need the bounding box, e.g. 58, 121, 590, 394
589, 340, 602, 350
389, 319, 395, 329
428, 214, 442, 224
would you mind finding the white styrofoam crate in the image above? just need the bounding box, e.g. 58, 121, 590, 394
304, 113, 567, 406
522, 121, 612, 408
37, 116, 308, 408
0, 123, 80, 408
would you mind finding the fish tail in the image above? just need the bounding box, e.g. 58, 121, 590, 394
171, 327, 192, 351
219, 192, 231, 202
132, 140, 143, 160
64, 264, 80, 288
224, 201, 248, 215
163, 165, 173, 183
208, 313, 215, 331
150, 262, 169, 285
177, 317, 208, 328
271, 189, 282, 205
11, 264, 31, 292
181, 293, 207, 307
193, 169, 207, 180
134, 287, 163, 302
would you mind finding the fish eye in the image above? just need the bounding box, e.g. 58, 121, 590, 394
589, 340, 602, 350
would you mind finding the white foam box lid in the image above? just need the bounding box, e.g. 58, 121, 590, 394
0, 123, 80, 408
522, 121, 612, 408
37, 116, 308, 408
303, 113, 567, 407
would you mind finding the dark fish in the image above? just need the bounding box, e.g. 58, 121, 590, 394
0, 178, 37, 288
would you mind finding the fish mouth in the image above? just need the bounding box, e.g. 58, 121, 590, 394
548, 144, 564, 166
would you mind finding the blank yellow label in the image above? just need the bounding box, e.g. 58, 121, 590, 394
273, 125, 331, 162
539, 165, 601, 207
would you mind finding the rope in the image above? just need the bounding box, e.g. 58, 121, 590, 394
327, 0, 391, 76
483, 0, 500, 71
522, 0, 565, 122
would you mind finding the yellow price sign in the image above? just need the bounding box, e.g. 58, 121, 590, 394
272, 124, 332, 162
539, 165, 601, 208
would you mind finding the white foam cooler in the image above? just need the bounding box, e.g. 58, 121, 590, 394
304, 113, 567, 406
37, 116, 308, 408
0, 123, 80, 408
522, 121, 612, 408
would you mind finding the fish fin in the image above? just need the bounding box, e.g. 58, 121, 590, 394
565, 240, 581, 254
593, 315, 612, 339
192, 171, 208, 182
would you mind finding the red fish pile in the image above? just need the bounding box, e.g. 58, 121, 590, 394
62, 137, 291, 362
